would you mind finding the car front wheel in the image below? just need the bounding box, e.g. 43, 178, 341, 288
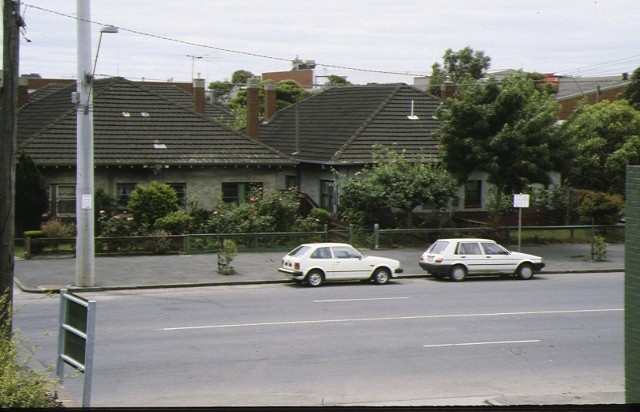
516, 263, 534, 280
306, 270, 324, 287
449, 265, 467, 282
372, 268, 391, 285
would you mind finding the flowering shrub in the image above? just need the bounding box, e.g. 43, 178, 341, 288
97, 210, 134, 237
40, 218, 75, 237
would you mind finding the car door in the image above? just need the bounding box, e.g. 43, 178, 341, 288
309, 246, 336, 277
455, 241, 486, 274
330, 245, 368, 280
479, 241, 516, 274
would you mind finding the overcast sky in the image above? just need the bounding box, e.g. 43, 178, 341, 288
5, 0, 640, 85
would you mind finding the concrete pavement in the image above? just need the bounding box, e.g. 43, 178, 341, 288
14, 242, 625, 293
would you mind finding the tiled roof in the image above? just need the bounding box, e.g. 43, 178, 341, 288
140, 83, 236, 124
555, 75, 629, 100
17, 77, 296, 167
258, 83, 442, 164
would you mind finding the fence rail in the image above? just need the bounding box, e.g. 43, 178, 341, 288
21, 224, 624, 259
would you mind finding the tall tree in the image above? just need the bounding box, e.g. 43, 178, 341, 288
559, 99, 640, 195
229, 79, 309, 113
208, 69, 255, 104
435, 71, 566, 222
621, 66, 640, 111
428, 46, 491, 96
15, 153, 48, 234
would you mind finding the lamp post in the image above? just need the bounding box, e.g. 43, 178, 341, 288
75, 1, 117, 287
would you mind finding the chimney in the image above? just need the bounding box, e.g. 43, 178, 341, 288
246, 77, 260, 139
18, 76, 29, 107
440, 77, 457, 100
263, 81, 276, 121
193, 78, 206, 114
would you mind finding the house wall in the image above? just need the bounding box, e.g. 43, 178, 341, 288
557, 86, 626, 119
41, 165, 295, 212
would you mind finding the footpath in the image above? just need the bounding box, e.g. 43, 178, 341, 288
14, 243, 625, 293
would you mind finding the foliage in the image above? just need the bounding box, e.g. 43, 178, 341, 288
428, 46, 491, 95
295, 208, 330, 232
206, 188, 302, 234
154, 210, 194, 235
97, 210, 133, 237
559, 100, 640, 195
148, 229, 173, 254
15, 152, 48, 233
208, 69, 255, 104
435, 70, 567, 224
592, 235, 608, 261
94, 189, 117, 236
324, 75, 351, 87
229, 79, 309, 113
336, 148, 459, 228
40, 218, 75, 238
127, 181, 179, 233
576, 191, 624, 225
0, 295, 61, 408
621, 67, 640, 110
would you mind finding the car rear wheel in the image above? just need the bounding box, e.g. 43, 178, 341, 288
449, 265, 467, 282
306, 270, 324, 287
372, 268, 390, 285
516, 263, 534, 280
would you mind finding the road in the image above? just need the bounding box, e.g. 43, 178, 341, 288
13, 272, 624, 407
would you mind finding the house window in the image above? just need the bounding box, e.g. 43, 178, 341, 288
222, 182, 263, 205
46, 185, 76, 216
285, 175, 299, 190
464, 180, 482, 209
116, 183, 136, 210
319, 180, 334, 211
168, 183, 187, 207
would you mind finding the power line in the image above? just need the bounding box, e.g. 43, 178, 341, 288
23, 3, 428, 78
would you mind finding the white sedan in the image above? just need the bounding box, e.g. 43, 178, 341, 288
419, 238, 545, 281
278, 242, 403, 287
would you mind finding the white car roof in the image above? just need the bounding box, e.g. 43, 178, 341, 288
434, 238, 497, 243
299, 243, 353, 248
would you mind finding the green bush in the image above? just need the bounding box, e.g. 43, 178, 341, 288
0, 295, 61, 408
127, 182, 179, 233
154, 210, 194, 235
576, 191, 624, 225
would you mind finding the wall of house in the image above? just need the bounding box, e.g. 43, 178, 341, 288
557, 86, 626, 120
40, 165, 295, 212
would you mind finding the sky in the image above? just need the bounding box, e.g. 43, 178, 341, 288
4, 0, 640, 86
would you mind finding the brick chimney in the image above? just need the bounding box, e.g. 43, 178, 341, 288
440, 77, 457, 100
263, 81, 277, 121
246, 78, 260, 139
193, 78, 206, 114
18, 76, 29, 107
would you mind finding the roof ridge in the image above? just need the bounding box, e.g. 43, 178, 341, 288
331, 83, 405, 162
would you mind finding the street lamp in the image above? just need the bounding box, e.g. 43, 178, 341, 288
75, 1, 117, 287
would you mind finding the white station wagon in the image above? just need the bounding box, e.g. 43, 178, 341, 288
419, 238, 545, 281
278, 242, 403, 287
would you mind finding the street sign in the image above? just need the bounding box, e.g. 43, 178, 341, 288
57, 290, 96, 408
513, 194, 530, 208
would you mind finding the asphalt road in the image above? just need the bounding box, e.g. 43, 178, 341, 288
13, 272, 624, 407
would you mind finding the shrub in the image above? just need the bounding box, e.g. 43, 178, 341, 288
217, 239, 238, 275
154, 210, 194, 235
295, 208, 330, 232
97, 211, 134, 237
0, 295, 62, 408
127, 182, 179, 233
576, 191, 624, 225
40, 218, 75, 238
148, 229, 173, 254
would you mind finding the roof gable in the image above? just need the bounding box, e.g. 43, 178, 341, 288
258, 83, 442, 164
18, 77, 295, 168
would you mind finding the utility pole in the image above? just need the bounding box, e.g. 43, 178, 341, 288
1, 0, 22, 335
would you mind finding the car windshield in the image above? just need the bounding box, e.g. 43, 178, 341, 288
427, 241, 449, 254
289, 245, 311, 257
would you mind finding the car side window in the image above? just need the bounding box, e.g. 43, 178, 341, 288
457, 242, 482, 255
333, 247, 358, 259
311, 247, 332, 259
481, 242, 507, 255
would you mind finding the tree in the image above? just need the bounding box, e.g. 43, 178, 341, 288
15, 153, 48, 234
324, 75, 351, 88
229, 79, 309, 113
428, 46, 491, 96
559, 99, 640, 195
127, 181, 179, 233
208, 69, 255, 104
621, 66, 640, 110
435, 71, 566, 223
336, 148, 459, 228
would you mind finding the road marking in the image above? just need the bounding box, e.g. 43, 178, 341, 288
424, 339, 540, 348
313, 297, 410, 303
159, 308, 622, 331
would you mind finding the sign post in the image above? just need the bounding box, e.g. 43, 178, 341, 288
513, 194, 530, 251
57, 289, 96, 408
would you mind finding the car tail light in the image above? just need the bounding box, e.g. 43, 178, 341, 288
434, 257, 443, 263
294, 262, 300, 270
